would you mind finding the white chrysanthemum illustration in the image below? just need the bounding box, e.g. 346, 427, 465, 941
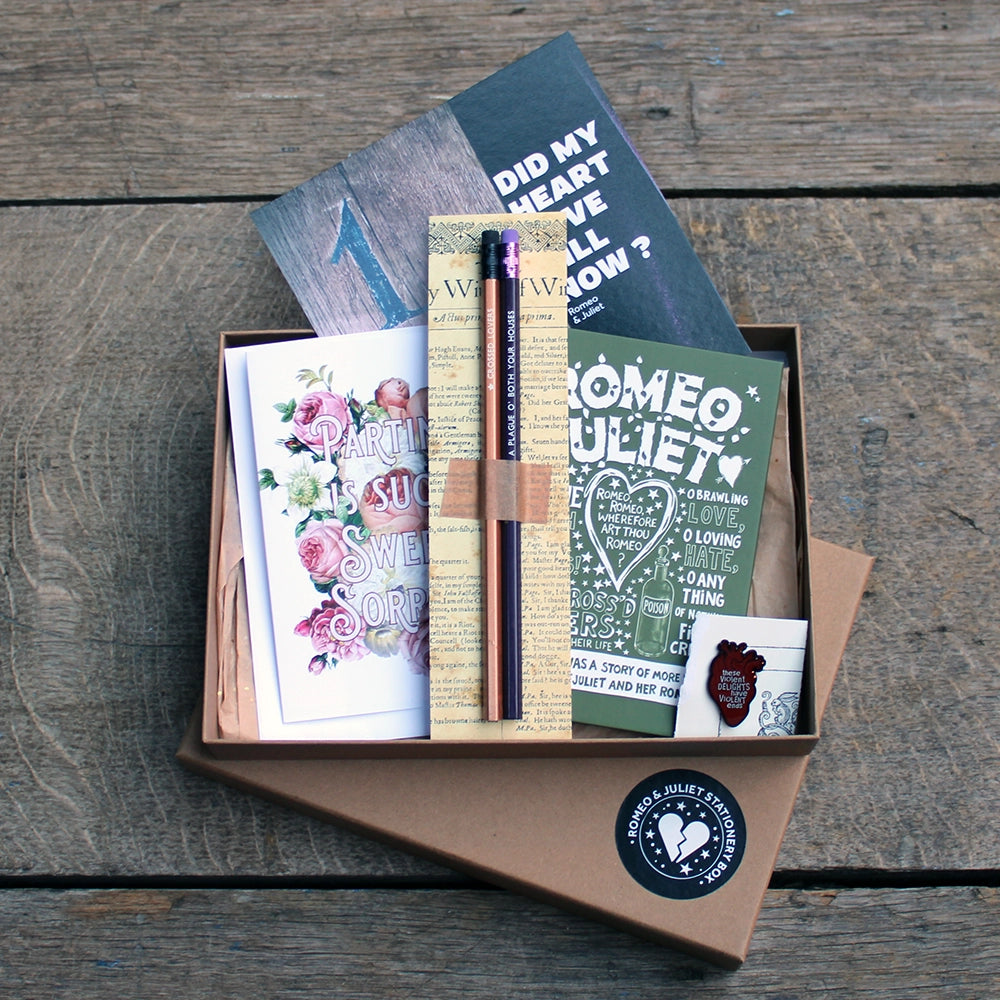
273, 457, 338, 513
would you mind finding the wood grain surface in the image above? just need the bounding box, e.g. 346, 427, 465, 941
1, 1, 998, 989
2, 2, 999, 199
0, 887, 996, 996
2, 197, 996, 876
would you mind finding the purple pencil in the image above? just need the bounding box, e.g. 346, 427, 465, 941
499, 228, 522, 719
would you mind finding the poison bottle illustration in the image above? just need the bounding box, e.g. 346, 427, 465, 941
634, 546, 674, 657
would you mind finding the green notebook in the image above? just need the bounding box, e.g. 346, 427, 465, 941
568, 329, 785, 735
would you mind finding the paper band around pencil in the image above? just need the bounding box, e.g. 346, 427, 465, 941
440, 457, 553, 524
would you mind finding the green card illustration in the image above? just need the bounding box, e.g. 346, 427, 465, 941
568, 329, 785, 735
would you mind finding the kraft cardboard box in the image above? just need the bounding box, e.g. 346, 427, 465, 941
200, 325, 822, 759
179, 536, 870, 967
182, 323, 872, 966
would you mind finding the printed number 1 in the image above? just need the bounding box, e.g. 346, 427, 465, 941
330, 199, 421, 329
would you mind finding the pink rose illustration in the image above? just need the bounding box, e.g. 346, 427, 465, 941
375, 377, 410, 418
295, 598, 367, 662
400, 617, 430, 675
297, 520, 350, 585
405, 386, 428, 422
293, 391, 350, 452
359, 468, 427, 535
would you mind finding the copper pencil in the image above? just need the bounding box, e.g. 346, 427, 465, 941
480, 230, 504, 721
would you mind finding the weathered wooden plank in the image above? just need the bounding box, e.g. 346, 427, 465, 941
673, 196, 1000, 869
2, 2, 999, 200
0, 885, 996, 996
0, 202, 447, 881
0, 197, 997, 878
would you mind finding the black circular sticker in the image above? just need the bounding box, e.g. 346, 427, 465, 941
615, 769, 746, 899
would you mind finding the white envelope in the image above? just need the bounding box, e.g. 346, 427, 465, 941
225, 338, 430, 740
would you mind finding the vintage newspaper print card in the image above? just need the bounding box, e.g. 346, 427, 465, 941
674, 613, 808, 737
427, 213, 571, 739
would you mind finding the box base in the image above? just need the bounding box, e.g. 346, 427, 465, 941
203, 325, 820, 758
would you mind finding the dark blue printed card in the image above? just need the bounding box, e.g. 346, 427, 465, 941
252, 34, 747, 356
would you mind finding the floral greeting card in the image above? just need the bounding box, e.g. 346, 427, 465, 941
230, 329, 431, 732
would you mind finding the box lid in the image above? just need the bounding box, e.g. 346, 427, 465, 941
178, 537, 871, 967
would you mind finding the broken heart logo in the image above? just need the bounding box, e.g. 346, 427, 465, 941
615, 769, 746, 899
582, 470, 677, 590
657, 812, 711, 862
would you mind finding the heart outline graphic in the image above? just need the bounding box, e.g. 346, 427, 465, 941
582, 470, 677, 590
